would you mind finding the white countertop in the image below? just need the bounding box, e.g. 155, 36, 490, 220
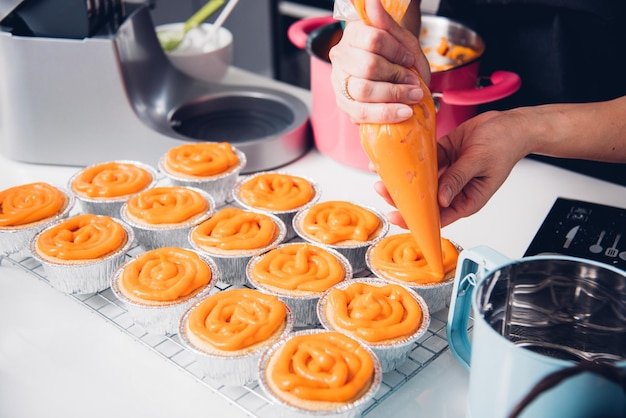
1, 67, 625, 418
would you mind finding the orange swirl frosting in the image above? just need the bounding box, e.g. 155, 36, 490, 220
71, 162, 153, 198
36, 214, 127, 260
269, 331, 374, 402
187, 288, 287, 351
237, 173, 315, 211
371, 234, 459, 283
164, 142, 240, 177
251, 243, 345, 292
300, 201, 381, 245
191, 207, 277, 251
119, 247, 211, 302
125, 186, 208, 225
326, 282, 423, 342
0, 182, 67, 227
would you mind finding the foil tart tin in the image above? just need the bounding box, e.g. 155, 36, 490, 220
29, 217, 135, 294
246, 242, 353, 327
188, 211, 287, 286
158, 147, 247, 207
120, 187, 216, 251
365, 239, 462, 313
0, 186, 75, 258
292, 202, 389, 273
67, 160, 159, 217
257, 328, 382, 418
317, 277, 431, 373
110, 250, 219, 335
178, 296, 294, 386
231, 171, 321, 241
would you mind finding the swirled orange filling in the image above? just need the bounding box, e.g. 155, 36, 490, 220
164, 142, 240, 177
36, 214, 127, 260
270, 331, 374, 402
187, 288, 286, 351
326, 282, 422, 342
125, 186, 208, 225
0, 183, 67, 227
251, 243, 345, 292
191, 207, 277, 251
71, 162, 153, 198
119, 247, 211, 302
371, 234, 458, 283
300, 201, 381, 245
237, 173, 315, 211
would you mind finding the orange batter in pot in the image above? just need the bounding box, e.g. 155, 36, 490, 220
352, 0, 444, 280
0, 182, 67, 227
163, 142, 240, 178
36, 213, 127, 260
71, 161, 153, 198
186, 288, 287, 351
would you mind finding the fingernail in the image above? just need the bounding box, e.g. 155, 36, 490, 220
397, 107, 413, 119
408, 88, 423, 102
440, 184, 453, 207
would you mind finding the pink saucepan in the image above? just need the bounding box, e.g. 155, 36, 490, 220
288, 15, 521, 171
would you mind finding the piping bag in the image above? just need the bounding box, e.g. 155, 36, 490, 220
336, 0, 444, 280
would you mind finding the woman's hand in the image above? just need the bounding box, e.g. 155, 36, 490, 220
329, 0, 430, 124
375, 110, 533, 227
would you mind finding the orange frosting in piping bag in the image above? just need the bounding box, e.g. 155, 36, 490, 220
352, 0, 443, 280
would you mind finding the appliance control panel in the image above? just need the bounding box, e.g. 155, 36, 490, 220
525, 197, 626, 271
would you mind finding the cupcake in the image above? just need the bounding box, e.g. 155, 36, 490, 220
293, 200, 389, 273
366, 233, 460, 312
0, 182, 74, 257
179, 288, 293, 386
30, 213, 133, 294
159, 142, 246, 206
120, 186, 215, 250
258, 329, 382, 418
247, 242, 352, 327
232, 171, 320, 240
189, 207, 286, 285
111, 246, 217, 335
68, 160, 158, 216
317, 277, 430, 373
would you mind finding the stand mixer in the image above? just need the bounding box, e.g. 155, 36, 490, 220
0, 0, 310, 173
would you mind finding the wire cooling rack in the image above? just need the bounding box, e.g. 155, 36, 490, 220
1, 246, 453, 417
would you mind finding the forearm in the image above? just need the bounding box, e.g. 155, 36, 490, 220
515, 96, 626, 163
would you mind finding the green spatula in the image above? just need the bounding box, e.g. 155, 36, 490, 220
157, 0, 225, 52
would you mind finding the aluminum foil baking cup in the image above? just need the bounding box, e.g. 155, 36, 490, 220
120, 187, 216, 251
246, 242, 353, 327
110, 250, 219, 335
257, 328, 382, 418
365, 239, 462, 313
292, 202, 389, 273
188, 212, 287, 286
178, 298, 294, 386
68, 160, 159, 217
29, 218, 135, 294
231, 171, 321, 241
158, 148, 247, 207
317, 277, 431, 373
0, 187, 75, 258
